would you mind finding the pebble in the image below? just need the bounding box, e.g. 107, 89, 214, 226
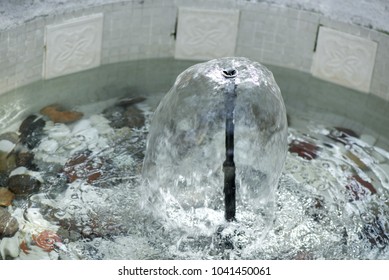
62, 150, 103, 184
40, 104, 83, 123
15, 151, 36, 170
345, 174, 377, 201
288, 140, 319, 160
7, 174, 41, 196
0, 187, 15, 207
19, 115, 46, 149
0, 151, 16, 173
0, 139, 16, 153
103, 97, 146, 129
0, 207, 19, 238
45, 123, 71, 140
0, 132, 19, 143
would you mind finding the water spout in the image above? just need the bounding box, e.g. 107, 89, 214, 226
142, 57, 288, 244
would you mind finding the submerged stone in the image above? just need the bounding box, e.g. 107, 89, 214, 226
0, 207, 19, 238
19, 115, 46, 149
0, 187, 15, 207
103, 98, 146, 129
7, 174, 41, 196
40, 104, 83, 123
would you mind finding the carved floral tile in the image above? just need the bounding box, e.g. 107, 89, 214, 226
311, 26, 377, 93
44, 14, 103, 79
175, 8, 240, 60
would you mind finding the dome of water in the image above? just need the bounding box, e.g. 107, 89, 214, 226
142, 57, 288, 242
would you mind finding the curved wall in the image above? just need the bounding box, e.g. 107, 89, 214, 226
0, 0, 388, 101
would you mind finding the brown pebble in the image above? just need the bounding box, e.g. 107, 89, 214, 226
0, 207, 19, 238
0, 187, 15, 207
40, 104, 83, 123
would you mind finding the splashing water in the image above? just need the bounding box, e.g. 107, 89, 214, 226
1, 59, 389, 260
142, 58, 288, 248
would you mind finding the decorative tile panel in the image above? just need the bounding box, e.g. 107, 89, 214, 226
44, 14, 103, 79
311, 26, 377, 93
175, 8, 240, 60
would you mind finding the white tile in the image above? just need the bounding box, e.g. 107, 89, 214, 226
311, 26, 377, 93
44, 14, 103, 79
175, 7, 239, 60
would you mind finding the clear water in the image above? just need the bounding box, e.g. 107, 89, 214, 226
0, 59, 388, 260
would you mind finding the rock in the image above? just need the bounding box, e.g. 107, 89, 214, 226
103, 98, 146, 129
19, 115, 46, 149
288, 140, 319, 160
15, 151, 37, 170
0, 139, 16, 153
0, 151, 16, 173
124, 106, 145, 128
0, 207, 19, 238
7, 174, 41, 196
0, 233, 20, 259
32, 230, 62, 253
0, 132, 19, 143
62, 150, 103, 184
345, 174, 376, 201
328, 127, 359, 145
0, 187, 15, 207
40, 104, 83, 123
346, 151, 368, 170
116, 96, 146, 107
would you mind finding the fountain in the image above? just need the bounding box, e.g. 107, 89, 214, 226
142, 57, 288, 251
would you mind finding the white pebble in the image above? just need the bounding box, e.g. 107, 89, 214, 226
0, 139, 15, 153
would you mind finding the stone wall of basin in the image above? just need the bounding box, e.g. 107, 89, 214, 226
0, 0, 388, 101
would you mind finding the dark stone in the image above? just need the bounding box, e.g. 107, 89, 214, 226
116, 96, 146, 107
15, 151, 37, 170
0, 207, 19, 238
19, 115, 46, 149
7, 174, 41, 196
103, 96, 146, 129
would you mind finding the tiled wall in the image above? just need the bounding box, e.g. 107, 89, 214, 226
0, 0, 388, 102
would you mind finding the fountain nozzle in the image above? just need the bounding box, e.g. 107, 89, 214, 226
223, 69, 237, 222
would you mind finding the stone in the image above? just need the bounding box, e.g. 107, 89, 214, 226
7, 174, 41, 196
0, 151, 16, 173
15, 151, 37, 170
32, 230, 62, 253
328, 127, 359, 145
0, 207, 19, 238
40, 104, 83, 123
62, 150, 103, 184
103, 104, 145, 129
0, 188, 15, 207
345, 174, 376, 201
288, 140, 319, 160
0, 132, 19, 143
116, 96, 146, 107
19, 115, 46, 149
